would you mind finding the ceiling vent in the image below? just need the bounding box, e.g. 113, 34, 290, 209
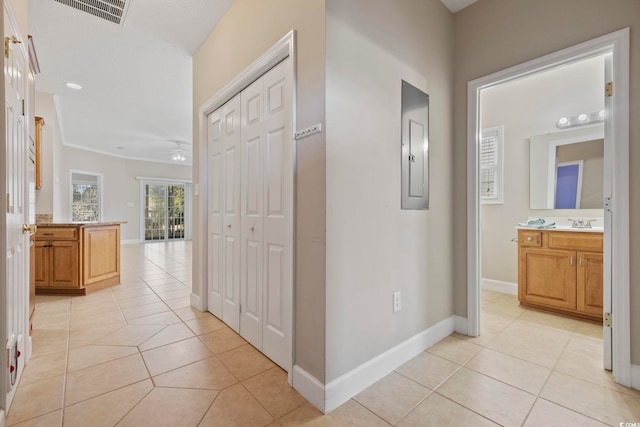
54, 0, 132, 25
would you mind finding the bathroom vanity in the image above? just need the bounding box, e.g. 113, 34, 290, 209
34, 222, 123, 295
517, 227, 603, 322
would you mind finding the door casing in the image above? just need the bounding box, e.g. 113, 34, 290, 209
466, 28, 631, 386
195, 31, 297, 380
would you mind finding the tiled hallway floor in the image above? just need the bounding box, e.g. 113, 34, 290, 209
8, 241, 640, 426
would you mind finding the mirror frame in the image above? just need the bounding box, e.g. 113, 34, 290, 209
529, 124, 604, 209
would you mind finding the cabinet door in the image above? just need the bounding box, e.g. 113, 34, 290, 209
519, 248, 577, 310
50, 241, 79, 288
82, 226, 120, 286
34, 240, 49, 286
577, 252, 603, 317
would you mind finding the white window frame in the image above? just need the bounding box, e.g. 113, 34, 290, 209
70, 170, 103, 222
480, 126, 504, 204
138, 177, 192, 242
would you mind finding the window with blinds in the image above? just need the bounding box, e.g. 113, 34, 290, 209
480, 126, 503, 204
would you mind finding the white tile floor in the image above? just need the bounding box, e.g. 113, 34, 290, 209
8, 241, 640, 426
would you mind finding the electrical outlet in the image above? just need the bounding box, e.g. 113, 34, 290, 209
393, 291, 401, 313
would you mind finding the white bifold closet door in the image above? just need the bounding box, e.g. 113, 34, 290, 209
208, 95, 242, 332
207, 58, 293, 371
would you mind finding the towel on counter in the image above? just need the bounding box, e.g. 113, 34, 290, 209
517, 218, 556, 229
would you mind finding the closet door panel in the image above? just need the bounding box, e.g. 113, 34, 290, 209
221, 96, 241, 332
240, 77, 265, 350
207, 109, 224, 317
261, 59, 293, 370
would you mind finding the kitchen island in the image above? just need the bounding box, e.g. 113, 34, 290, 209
35, 222, 124, 295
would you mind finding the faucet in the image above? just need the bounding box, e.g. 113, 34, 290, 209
568, 219, 597, 229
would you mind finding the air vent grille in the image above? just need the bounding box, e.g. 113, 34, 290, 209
55, 0, 130, 25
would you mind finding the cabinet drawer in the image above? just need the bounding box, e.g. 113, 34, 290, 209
548, 232, 602, 252
36, 227, 78, 241
519, 230, 542, 247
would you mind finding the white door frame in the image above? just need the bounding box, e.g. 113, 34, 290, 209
466, 28, 631, 386
195, 31, 296, 376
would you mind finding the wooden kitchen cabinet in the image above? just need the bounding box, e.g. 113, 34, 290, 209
518, 229, 603, 322
35, 223, 122, 295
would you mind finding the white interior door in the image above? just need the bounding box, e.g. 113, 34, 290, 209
4, 10, 30, 409
207, 94, 241, 332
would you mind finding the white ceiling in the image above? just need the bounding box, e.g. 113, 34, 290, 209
29, 0, 234, 165
30, 0, 473, 166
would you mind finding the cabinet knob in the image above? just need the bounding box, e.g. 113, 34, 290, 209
527, 237, 532, 241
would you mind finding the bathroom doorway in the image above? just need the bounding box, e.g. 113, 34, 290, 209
467, 29, 631, 387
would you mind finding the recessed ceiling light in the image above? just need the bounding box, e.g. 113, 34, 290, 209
65, 82, 82, 90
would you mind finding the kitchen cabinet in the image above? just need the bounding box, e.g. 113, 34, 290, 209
35, 223, 122, 295
518, 229, 603, 322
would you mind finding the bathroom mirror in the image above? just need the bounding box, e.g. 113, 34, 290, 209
530, 125, 604, 209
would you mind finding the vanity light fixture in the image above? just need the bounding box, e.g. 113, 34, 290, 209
555, 110, 604, 129
65, 82, 82, 90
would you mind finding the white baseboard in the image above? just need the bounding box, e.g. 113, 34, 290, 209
321, 315, 457, 414
481, 278, 517, 295
0, 409, 4, 427
292, 365, 326, 413
454, 315, 468, 335
190, 293, 204, 311
121, 239, 143, 245
631, 364, 640, 391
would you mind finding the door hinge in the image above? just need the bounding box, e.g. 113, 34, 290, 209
605, 82, 613, 97
604, 196, 612, 212
21, 99, 25, 116
4, 35, 21, 58
604, 312, 613, 328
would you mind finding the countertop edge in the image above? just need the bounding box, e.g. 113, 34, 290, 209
36, 222, 127, 227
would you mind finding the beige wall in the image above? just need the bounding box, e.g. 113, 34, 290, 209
9, 0, 27, 38
192, 0, 327, 381
325, 0, 454, 381
54, 147, 191, 241
454, 0, 640, 364
34, 93, 57, 216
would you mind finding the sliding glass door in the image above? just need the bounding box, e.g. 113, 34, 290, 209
144, 183, 185, 241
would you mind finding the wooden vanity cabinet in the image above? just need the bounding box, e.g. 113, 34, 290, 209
35, 224, 121, 295
518, 229, 603, 322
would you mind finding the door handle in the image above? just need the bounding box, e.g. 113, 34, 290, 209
22, 224, 37, 234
